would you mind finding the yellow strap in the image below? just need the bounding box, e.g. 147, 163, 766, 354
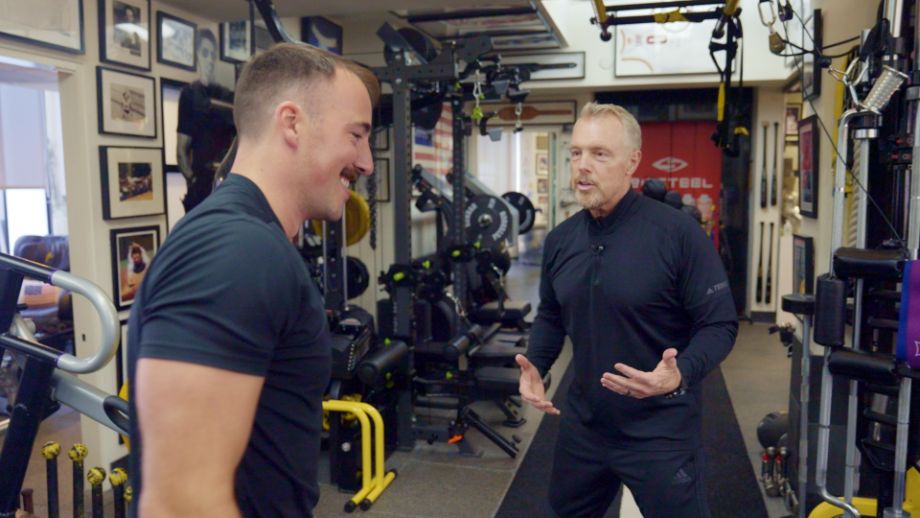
653, 9, 688, 23
716, 84, 726, 122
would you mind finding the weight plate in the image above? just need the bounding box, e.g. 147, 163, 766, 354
346, 256, 370, 299
464, 195, 512, 248
501, 191, 536, 235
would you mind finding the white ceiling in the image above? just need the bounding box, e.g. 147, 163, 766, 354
159, 0, 533, 22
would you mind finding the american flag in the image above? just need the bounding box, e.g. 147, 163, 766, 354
412, 103, 453, 176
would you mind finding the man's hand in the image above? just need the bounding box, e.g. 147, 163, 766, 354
600, 348, 682, 399
515, 354, 559, 415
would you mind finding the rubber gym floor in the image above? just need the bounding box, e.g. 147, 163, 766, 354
7, 260, 791, 518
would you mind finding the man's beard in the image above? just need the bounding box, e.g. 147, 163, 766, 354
574, 187, 605, 210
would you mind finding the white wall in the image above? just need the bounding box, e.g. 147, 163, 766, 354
0, 0, 235, 472
535, 0, 790, 92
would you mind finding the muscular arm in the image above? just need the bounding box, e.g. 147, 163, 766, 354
136, 358, 263, 518
177, 133, 194, 181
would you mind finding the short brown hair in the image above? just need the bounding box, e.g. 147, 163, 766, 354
233, 43, 380, 139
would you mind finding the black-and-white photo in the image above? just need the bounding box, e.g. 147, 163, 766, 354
110, 84, 146, 122
98, 66, 157, 138
0, 0, 84, 53
157, 11, 196, 71
100, 0, 150, 69
114, 1, 141, 56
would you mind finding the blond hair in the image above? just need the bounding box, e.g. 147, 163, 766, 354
579, 102, 642, 151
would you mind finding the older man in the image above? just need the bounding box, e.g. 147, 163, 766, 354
516, 102, 738, 518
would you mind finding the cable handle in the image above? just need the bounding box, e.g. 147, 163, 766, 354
0, 253, 119, 374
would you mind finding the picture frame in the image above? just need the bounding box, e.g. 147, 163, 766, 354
0, 0, 84, 53
115, 317, 129, 395
160, 78, 188, 172
252, 20, 273, 55
798, 115, 819, 218
792, 234, 815, 296
97, 66, 157, 138
537, 178, 548, 194
300, 16, 342, 54
372, 127, 389, 151
802, 9, 822, 102
483, 100, 577, 126
99, 0, 150, 70
115, 316, 129, 444
374, 158, 390, 202
156, 11, 196, 71
498, 52, 586, 81
110, 225, 160, 311
535, 151, 549, 177
99, 146, 166, 220
785, 104, 802, 139
220, 20, 250, 63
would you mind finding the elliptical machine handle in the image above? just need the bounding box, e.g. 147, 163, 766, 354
0, 253, 119, 374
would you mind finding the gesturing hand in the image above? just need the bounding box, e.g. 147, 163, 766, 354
600, 348, 682, 399
515, 354, 560, 416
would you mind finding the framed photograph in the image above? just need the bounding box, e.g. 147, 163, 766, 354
374, 158, 390, 202
160, 78, 188, 171
252, 20, 273, 55
220, 20, 250, 63
802, 9, 822, 102
156, 11, 196, 71
99, 0, 150, 70
0, 0, 84, 53
114, 316, 129, 444
792, 234, 815, 296
372, 127, 389, 151
535, 151, 549, 177
785, 104, 802, 139
537, 178, 548, 194
115, 318, 129, 395
483, 100, 577, 126
97, 66, 157, 138
300, 16, 342, 54
498, 52, 585, 81
99, 146, 165, 220
110, 225, 160, 310
492, 33, 560, 52
798, 115, 819, 218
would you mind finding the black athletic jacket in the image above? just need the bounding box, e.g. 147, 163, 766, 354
527, 189, 738, 450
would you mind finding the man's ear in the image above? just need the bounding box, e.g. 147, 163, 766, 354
275, 101, 301, 147
626, 149, 642, 177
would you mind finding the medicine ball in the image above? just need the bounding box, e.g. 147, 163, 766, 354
664, 190, 683, 210
757, 411, 789, 450
642, 179, 667, 202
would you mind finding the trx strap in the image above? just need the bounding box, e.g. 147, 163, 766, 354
709, 4, 746, 156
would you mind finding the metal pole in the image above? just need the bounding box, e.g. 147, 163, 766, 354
798, 315, 812, 518
450, 96, 468, 314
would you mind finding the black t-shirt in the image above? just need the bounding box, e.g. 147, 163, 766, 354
177, 81, 236, 178
127, 174, 332, 517
527, 189, 738, 451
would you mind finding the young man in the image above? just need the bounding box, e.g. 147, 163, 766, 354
128, 44, 379, 517
176, 29, 235, 213
516, 103, 738, 518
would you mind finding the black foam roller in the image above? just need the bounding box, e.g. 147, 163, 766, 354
356, 340, 409, 386
813, 274, 846, 347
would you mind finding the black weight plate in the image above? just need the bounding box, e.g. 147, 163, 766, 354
464, 195, 512, 248
346, 256, 370, 299
502, 191, 536, 235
